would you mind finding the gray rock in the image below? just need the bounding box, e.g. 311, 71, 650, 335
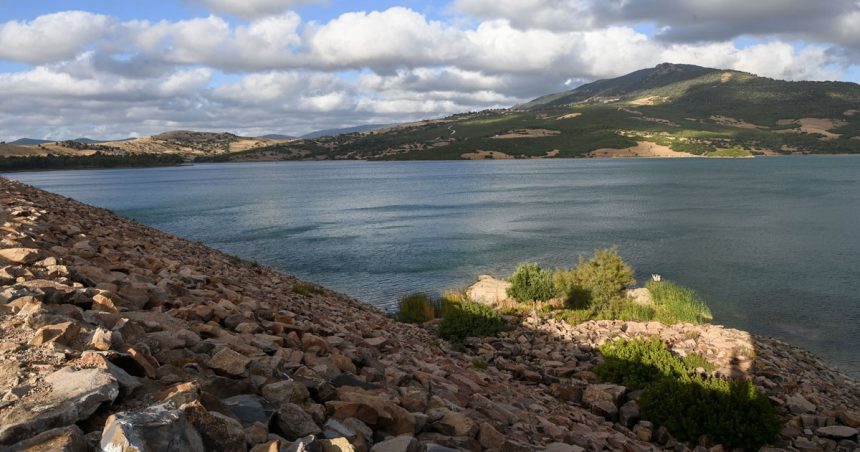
222, 394, 274, 427
276, 403, 322, 441
0, 367, 119, 445
3, 425, 87, 452
262, 380, 310, 405
786, 394, 816, 414
583, 383, 626, 407
369, 435, 417, 452
816, 425, 858, 439
208, 347, 251, 377
590, 400, 618, 422
619, 400, 640, 428
545, 443, 586, 452
100, 403, 205, 452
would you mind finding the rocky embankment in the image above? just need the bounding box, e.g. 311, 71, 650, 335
0, 177, 858, 452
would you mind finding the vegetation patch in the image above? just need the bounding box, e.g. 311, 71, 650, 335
647, 280, 713, 324
291, 281, 324, 296
396, 293, 436, 324
437, 297, 504, 341
597, 338, 778, 450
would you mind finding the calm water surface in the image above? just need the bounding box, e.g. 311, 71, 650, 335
7, 157, 860, 377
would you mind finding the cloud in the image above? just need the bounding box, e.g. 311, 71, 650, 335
184, 0, 322, 19
0, 5, 858, 141
0, 11, 112, 64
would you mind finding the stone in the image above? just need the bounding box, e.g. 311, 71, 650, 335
838, 410, 860, 428
222, 395, 274, 427
369, 435, 417, 452
590, 400, 618, 421
183, 401, 248, 452
478, 422, 505, 450
0, 248, 42, 264
101, 403, 205, 452
786, 394, 816, 414
619, 400, 640, 428
276, 403, 322, 440
0, 367, 119, 445
29, 321, 80, 347
209, 347, 252, 376
500, 440, 533, 452
262, 380, 310, 405
320, 437, 355, 452
582, 383, 626, 407
432, 410, 477, 437
246, 422, 270, 445
92, 292, 120, 313
633, 421, 653, 442
3, 425, 87, 452
816, 425, 858, 439
544, 443, 586, 452
91, 327, 113, 351
465, 275, 512, 307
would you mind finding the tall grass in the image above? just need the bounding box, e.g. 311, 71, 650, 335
647, 280, 713, 324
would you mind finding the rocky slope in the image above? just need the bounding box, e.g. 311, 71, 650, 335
0, 176, 857, 451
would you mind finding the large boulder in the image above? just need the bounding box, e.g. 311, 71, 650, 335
0, 248, 43, 264
0, 367, 119, 445
100, 403, 205, 452
465, 276, 512, 307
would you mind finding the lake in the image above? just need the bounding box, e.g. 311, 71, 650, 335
7, 157, 860, 377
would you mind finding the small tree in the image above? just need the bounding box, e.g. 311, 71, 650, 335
556, 246, 635, 310
507, 263, 556, 304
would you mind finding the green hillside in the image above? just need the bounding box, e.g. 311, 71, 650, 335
204, 63, 860, 162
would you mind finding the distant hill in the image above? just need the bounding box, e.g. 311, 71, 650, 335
300, 124, 394, 139
8, 138, 52, 146
207, 63, 860, 161
258, 134, 295, 140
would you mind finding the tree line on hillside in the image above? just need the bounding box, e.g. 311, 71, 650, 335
0, 152, 185, 171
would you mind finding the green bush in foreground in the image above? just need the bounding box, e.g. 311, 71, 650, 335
595, 337, 691, 389
647, 280, 713, 324
397, 293, 436, 323
597, 338, 778, 450
437, 298, 504, 341
507, 263, 556, 303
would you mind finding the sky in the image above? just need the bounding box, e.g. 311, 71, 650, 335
1, 0, 859, 140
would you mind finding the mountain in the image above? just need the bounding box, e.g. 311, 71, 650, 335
8, 138, 52, 145
300, 123, 394, 139
204, 63, 860, 161
517, 63, 726, 109
258, 134, 295, 140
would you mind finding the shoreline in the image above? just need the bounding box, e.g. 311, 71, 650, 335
0, 177, 858, 450
3, 152, 860, 174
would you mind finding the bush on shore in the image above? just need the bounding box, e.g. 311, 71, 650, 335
647, 279, 713, 324
437, 297, 504, 341
507, 262, 556, 303
397, 293, 436, 323
596, 338, 778, 450
554, 246, 636, 310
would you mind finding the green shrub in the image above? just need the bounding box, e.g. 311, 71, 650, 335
507, 263, 556, 303
597, 338, 778, 450
682, 353, 717, 373
292, 281, 324, 296
397, 293, 436, 323
647, 280, 713, 324
595, 337, 691, 389
554, 247, 635, 309
640, 377, 779, 450
437, 299, 504, 341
